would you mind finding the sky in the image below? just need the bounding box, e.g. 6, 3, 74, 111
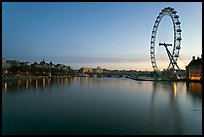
2, 2, 202, 71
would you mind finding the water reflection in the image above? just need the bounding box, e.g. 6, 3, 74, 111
173, 83, 177, 99
4, 82, 7, 92
2, 78, 202, 135
2, 78, 202, 98
151, 82, 183, 134
2, 77, 72, 92
42, 78, 45, 88
149, 81, 202, 135
186, 82, 202, 99
26, 80, 29, 89
35, 79, 38, 88
151, 82, 159, 134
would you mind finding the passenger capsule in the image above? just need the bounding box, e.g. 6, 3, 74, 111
176, 21, 181, 25
177, 37, 182, 40
176, 46, 181, 49
172, 11, 177, 14
169, 8, 174, 11
177, 29, 182, 32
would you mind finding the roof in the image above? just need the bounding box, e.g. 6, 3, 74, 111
186, 58, 202, 67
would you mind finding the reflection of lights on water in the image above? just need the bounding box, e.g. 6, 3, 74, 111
48, 78, 51, 86
26, 80, 29, 89
4, 83, 7, 92
173, 83, 177, 99
17, 80, 21, 90
57, 78, 60, 85
36, 79, 38, 88
61, 78, 63, 85
42, 78, 45, 88
25, 80, 29, 94
189, 82, 202, 92
17, 80, 21, 85
65, 78, 67, 85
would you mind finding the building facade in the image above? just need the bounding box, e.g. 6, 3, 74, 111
93, 66, 103, 73
186, 55, 202, 81
79, 67, 93, 73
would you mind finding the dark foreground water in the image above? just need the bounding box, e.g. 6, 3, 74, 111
2, 77, 202, 135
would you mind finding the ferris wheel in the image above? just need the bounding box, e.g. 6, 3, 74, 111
150, 7, 182, 73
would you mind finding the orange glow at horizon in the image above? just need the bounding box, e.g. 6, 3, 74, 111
72, 55, 193, 71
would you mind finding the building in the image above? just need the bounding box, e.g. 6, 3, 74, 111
31, 61, 38, 67
103, 68, 111, 73
55, 63, 64, 70
19, 61, 31, 66
39, 59, 49, 67
2, 58, 6, 64
31, 59, 70, 71
2, 58, 10, 68
186, 55, 202, 81
5, 60, 20, 67
49, 61, 54, 68
93, 66, 103, 73
79, 67, 93, 73
2, 58, 10, 75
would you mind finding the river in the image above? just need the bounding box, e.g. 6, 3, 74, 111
2, 77, 202, 135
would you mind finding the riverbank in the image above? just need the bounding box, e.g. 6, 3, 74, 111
127, 76, 202, 83
2, 75, 202, 83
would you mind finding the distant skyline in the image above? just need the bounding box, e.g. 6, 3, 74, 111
2, 2, 202, 70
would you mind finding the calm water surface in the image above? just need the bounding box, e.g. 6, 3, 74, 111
2, 77, 202, 135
